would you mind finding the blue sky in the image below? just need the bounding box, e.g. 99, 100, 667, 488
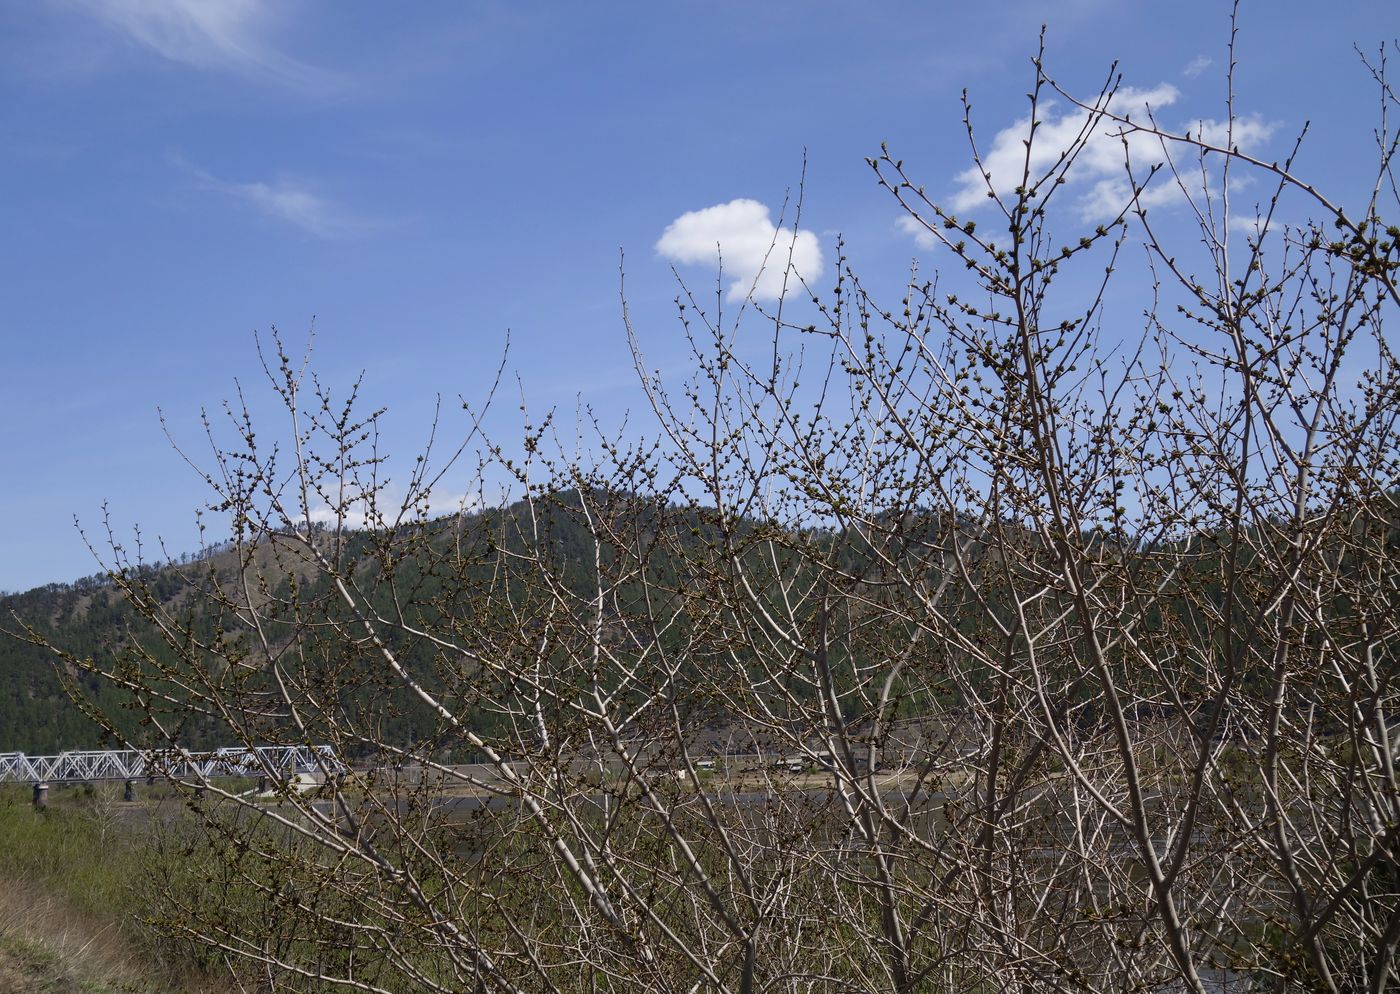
0, 0, 1394, 591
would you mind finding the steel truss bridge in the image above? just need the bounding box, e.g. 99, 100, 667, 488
0, 746, 344, 784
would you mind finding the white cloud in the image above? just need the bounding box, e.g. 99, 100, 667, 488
181, 160, 362, 238
656, 199, 823, 303
306, 486, 479, 531
1183, 55, 1213, 79
223, 178, 350, 237
1191, 115, 1275, 151
67, 0, 334, 91
896, 214, 938, 250
948, 84, 1179, 217
938, 84, 1275, 224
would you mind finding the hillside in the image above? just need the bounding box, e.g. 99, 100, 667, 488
6, 488, 1391, 758
0, 525, 370, 753
0, 572, 151, 753
0, 494, 712, 754
0, 493, 968, 754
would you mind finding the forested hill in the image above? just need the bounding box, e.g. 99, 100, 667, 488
0, 570, 151, 752
5, 489, 1355, 756
1, 538, 339, 753
0, 492, 858, 754
0, 497, 701, 753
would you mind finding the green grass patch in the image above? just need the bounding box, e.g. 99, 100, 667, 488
0, 786, 227, 993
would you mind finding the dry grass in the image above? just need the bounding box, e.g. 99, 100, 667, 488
0, 875, 154, 992
0, 790, 241, 993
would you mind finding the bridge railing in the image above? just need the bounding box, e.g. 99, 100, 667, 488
0, 745, 346, 783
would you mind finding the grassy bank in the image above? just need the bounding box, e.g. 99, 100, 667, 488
0, 785, 228, 993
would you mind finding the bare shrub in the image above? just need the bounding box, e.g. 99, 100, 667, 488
33, 20, 1400, 994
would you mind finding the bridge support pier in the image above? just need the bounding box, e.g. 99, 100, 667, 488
193, 785, 206, 800
123, 779, 136, 802
258, 775, 269, 794
32, 782, 47, 809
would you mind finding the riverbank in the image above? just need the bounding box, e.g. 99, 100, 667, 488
0, 785, 229, 993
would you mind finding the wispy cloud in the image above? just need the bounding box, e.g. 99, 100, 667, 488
930, 84, 1274, 224
656, 199, 823, 303
179, 159, 366, 238
1183, 55, 1212, 79
65, 0, 337, 92
896, 214, 939, 250
220, 177, 352, 238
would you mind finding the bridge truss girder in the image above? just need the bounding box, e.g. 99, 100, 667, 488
0, 745, 345, 783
